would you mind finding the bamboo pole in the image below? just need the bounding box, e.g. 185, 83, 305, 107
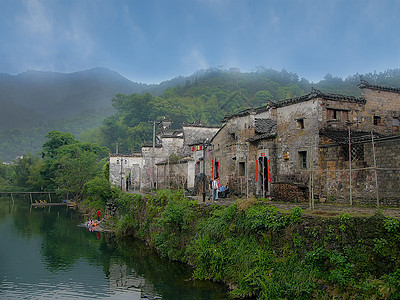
311, 170, 314, 210
309, 170, 312, 210
349, 128, 353, 205
371, 131, 380, 209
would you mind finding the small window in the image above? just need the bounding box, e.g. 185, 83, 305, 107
298, 151, 307, 169
116, 159, 119, 164
297, 119, 304, 129
343, 145, 364, 162
373, 116, 381, 126
327, 109, 348, 121
238, 161, 246, 176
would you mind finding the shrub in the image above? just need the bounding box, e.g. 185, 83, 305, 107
82, 176, 111, 205
290, 207, 303, 223
384, 217, 400, 233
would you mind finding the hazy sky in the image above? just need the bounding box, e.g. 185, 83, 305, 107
1, 0, 399, 83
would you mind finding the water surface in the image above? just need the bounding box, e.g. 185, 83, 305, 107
0, 196, 228, 299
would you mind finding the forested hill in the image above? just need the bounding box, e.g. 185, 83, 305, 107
0, 68, 150, 129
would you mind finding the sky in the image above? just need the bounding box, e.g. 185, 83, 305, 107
1, 0, 400, 84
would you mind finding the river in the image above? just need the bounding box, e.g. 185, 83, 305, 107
0, 195, 229, 299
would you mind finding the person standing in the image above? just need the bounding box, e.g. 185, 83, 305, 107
96, 209, 101, 221
212, 177, 219, 202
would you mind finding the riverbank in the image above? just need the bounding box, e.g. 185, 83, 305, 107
109, 189, 400, 299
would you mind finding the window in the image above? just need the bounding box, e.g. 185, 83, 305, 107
238, 161, 246, 176
327, 109, 348, 122
116, 159, 119, 164
297, 119, 304, 129
374, 115, 381, 125
343, 145, 364, 162
298, 151, 307, 169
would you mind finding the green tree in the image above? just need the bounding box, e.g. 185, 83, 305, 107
36, 131, 109, 197
253, 90, 273, 106
112, 93, 152, 127
41, 131, 78, 158
12, 154, 39, 188
149, 96, 192, 127
82, 177, 112, 206
126, 122, 152, 152
53, 149, 103, 199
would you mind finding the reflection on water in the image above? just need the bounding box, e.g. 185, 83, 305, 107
0, 195, 228, 299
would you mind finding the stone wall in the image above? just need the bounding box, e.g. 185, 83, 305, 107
318, 136, 400, 206
360, 88, 400, 136
208, 114, 255, 196
156, 159, 192, 190
275, 99, 320, 183
109, 155, 143, 191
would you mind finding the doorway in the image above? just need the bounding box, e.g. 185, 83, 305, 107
258, 156, 270, 198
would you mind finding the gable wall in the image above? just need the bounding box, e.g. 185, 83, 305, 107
361, 88, 400, 135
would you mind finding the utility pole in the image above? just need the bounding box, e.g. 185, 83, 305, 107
120, 157, 123, 191
115, 143, 120, 155
202, 139, 207, 202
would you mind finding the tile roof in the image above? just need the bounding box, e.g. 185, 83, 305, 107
222, 104, 271, 121
222, 87, 367, 122
319, 128, 385, 144
275, 88, 366, 108
357, 79, 400, 94
248, 119, 277, 142
255, 118, 277, 134
182, 120, 220, 128
184, 126, 219, 145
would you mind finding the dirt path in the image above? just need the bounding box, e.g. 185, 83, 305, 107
190, 195, 400, 218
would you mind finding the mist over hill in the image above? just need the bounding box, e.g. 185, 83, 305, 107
0, 68, 151, 129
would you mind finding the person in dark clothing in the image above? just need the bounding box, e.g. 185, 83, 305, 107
224, 183, 230, 198
208, 179, 213, 200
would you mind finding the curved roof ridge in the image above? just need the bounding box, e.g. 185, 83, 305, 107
276, 88, 365, 107
358, 79, 400, 94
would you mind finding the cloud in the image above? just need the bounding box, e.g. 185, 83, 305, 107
181, 48, 209, 72
18, 0, 52, 35
10, 0, 96, 73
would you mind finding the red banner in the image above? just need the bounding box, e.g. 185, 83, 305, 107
255, 160, 259, 182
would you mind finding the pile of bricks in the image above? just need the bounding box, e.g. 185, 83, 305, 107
273, 183, 307, 202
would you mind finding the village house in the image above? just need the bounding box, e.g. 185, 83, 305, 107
109, 119, 219, 192
205, 80, 400, 206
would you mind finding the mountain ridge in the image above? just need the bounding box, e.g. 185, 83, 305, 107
0, 68, 149, 127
